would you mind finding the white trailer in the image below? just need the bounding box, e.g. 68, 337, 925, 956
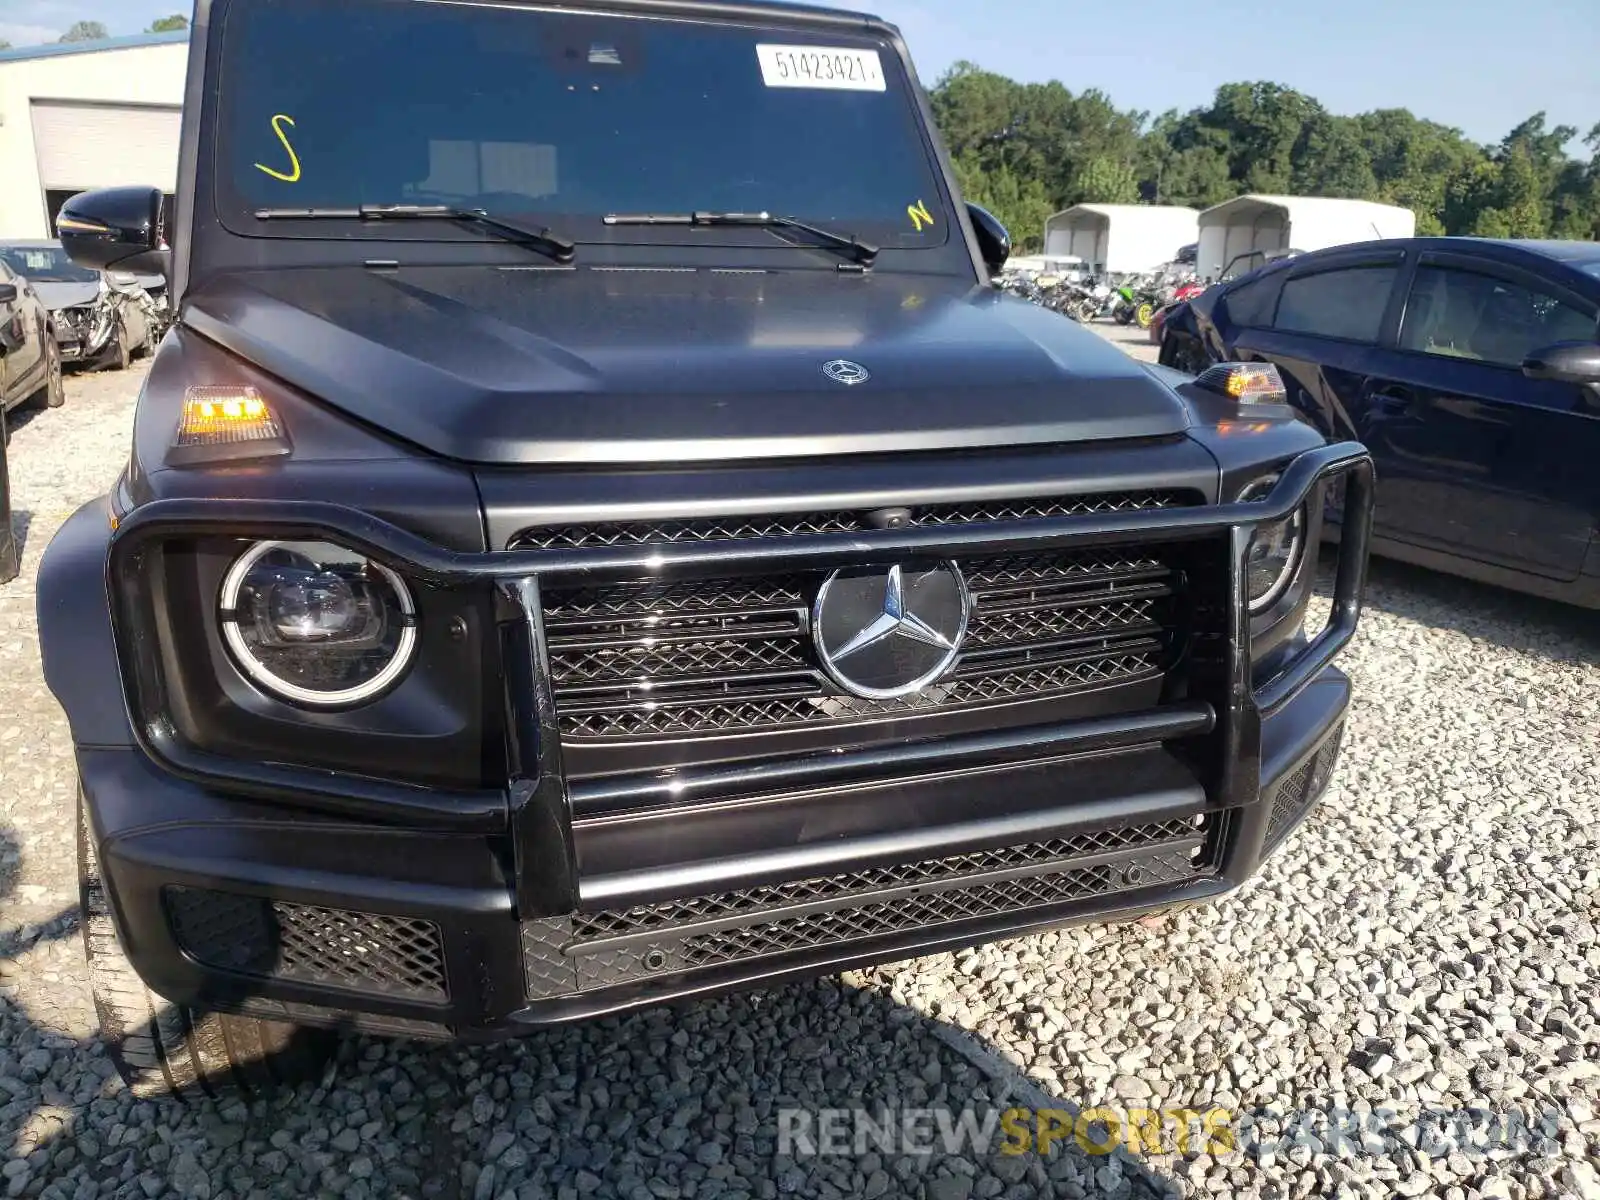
1196, 195, 1416, 280
1041, 204, 1200, 275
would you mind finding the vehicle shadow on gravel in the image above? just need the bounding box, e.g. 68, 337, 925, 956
0, 908, 1185, 1200
1, 807, 1185, 1197
3, 405, 45, 438
0, 820, 107, 1196
4, 510, 34, 561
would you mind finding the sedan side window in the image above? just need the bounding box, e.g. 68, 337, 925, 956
1220, 274, 1279, 328
1274, 266, 1398, 343
1399, 266, 1596, 367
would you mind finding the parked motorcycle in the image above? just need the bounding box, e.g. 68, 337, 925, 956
1111, 274, 1168, 328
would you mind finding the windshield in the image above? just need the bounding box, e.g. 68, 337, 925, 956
218, 0, 952, 251
0, 245, 98, 283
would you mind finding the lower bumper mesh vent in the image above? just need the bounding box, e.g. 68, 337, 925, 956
672, 852, 1197, 968
1265, 722, 1345, 848
522, 817, 1215, 1000
165, 888, 448, 1001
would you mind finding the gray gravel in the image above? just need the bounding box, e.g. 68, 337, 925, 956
0, 338, 1597, 1200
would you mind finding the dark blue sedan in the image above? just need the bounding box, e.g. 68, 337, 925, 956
1159, 238, 1600, 607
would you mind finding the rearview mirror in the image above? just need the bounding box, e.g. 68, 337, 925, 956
966, 204, 1011, 277
1522, 340, 1600, 386
56, 186, 169, 276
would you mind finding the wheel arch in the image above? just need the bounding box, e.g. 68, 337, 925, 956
38, 497, 136, 747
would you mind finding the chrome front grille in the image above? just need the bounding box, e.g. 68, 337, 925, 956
541, 546, 1184, 743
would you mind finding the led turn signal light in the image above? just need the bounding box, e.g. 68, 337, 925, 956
1195, 361, 1288, 405
175, 386, 283, 447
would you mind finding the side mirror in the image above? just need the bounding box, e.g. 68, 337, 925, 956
1522, 341, 1600, 386
966, 204, 1011, 277
56, 186, 169, 276
0, 283, 16, 304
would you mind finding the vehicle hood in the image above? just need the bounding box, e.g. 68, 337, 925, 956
181, 267, 1193, 465
33, 281, 103, 311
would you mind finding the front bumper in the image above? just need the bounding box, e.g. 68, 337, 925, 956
81, 667, 1348, 1038
53, 310, 115, 363
74, 443, 1373, 1039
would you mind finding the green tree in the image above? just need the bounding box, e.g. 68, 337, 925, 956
1293, 116, 1378, 198
927, 61, 1598, 244
1208, 82, 1325, 193
148, 15, 189, 32
59, 20, 109, 42
1072, 156, 1140, 204
952, 153, 1055, 253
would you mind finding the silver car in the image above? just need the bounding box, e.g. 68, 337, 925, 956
0, 239, 153, 369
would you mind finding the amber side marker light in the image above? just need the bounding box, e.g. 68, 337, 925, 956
1195, 361, 1288, 405
171, 386, 291, 464
55, 215, 113, 235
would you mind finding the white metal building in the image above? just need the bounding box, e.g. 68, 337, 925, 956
1196, 194, 1416, 280
0, 32, 188, 239
1041, 204, 1199, 275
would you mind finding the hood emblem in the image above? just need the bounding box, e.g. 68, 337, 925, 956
822, 359, 870, 386
813, 562, 969, 699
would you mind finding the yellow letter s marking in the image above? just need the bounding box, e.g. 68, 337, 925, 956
254, 114, 302, 183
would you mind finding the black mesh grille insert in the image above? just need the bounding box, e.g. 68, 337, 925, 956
1265, 722, 1345, 847
165, 888, 448, 1001
510, 491, 1196, 551
521, 819, 1216, 1000
543, 543, 1184, 742
674, 854, 1194, 967
570, 818, 1201, 941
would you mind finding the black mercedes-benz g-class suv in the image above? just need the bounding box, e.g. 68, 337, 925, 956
40, 0, 1372, 1098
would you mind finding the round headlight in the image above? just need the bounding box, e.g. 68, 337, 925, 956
219, 540, 416, 706
1238, 477, 1305, 614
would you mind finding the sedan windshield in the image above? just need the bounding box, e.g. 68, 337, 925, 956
218, 0, 952, 252
0, 245, 98, 283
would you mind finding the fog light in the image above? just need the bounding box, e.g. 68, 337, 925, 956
219, 540, 416, 706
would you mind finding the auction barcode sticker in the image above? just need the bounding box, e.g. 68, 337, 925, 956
756, 44, 886, 91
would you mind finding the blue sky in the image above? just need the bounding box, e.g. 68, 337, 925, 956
2, 0, 1595, 151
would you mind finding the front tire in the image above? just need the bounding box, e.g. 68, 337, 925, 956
77, 790, 336, 1099
1135, 302, 1156, 329
105, 322, 131, 372
34, 337, 64, 409
43, 340, 64, 412
1158, 331, 1187, 371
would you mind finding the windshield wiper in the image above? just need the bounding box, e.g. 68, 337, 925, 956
603, 210, 878, 268
253, 204, 576, 263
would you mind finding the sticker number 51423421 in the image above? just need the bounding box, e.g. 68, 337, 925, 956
756, 44, 886, 92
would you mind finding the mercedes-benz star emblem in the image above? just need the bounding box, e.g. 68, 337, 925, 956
822, 359, 870, 386
813, 562, 970, 699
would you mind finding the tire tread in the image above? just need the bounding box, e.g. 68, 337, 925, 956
76, 791, 334, 1099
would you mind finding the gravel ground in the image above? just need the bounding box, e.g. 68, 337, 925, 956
0, 334, 1597, 1200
